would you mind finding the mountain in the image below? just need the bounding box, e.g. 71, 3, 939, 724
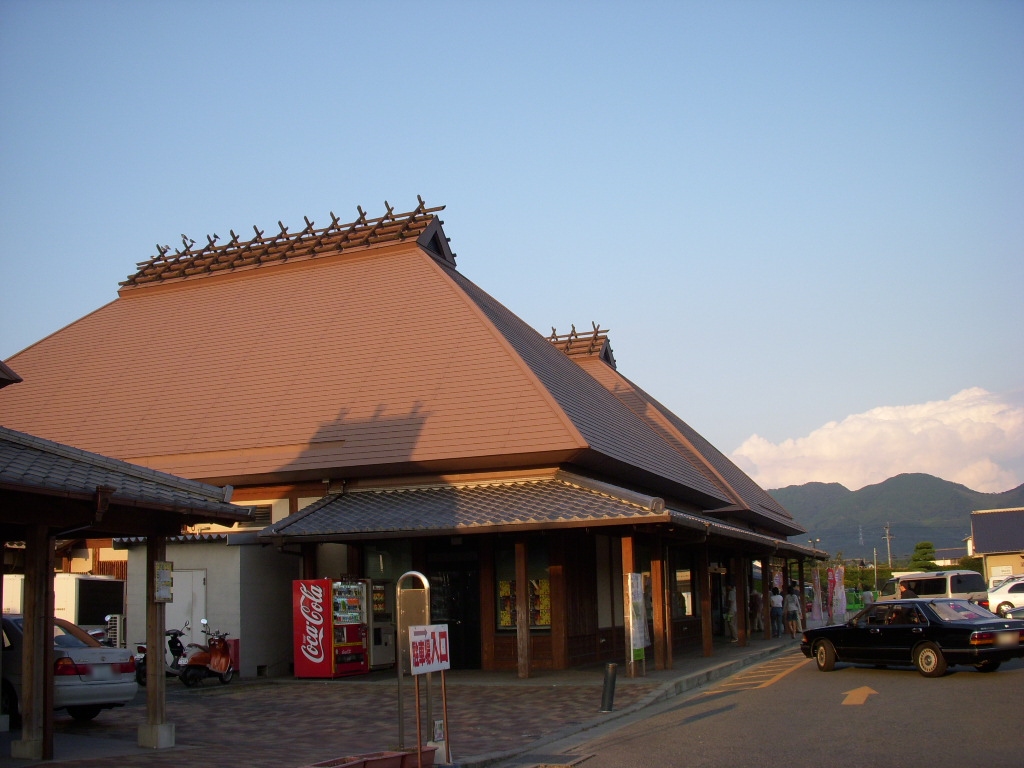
768, 473, 1024, 563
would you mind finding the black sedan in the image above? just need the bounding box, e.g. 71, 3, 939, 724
800, 599, 1024, 677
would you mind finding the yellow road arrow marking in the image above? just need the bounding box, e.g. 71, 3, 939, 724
842, 686, 878, 705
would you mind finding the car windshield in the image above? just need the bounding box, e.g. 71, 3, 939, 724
928, 600, 997, 622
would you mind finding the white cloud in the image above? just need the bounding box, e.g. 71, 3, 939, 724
731, 388, 1024, 492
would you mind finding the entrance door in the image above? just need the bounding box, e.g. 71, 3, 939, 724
428, 544, 483, 671
167, 570, 206, 653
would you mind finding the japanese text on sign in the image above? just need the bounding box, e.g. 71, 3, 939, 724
408, 624, 450, 675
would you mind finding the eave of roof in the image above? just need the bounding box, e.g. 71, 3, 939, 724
257, 470, 812, 557
0, 426, 252, 537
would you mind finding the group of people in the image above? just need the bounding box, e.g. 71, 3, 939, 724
724, 583, 805, 641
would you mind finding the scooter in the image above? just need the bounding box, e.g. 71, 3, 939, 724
134, 621, 189, 686
180, 619, 234, 687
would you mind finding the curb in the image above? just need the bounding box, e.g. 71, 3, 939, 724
457, 642, 791, 768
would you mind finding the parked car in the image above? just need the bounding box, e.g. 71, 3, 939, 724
877, 570, 988, 609
800, 599, 1024, 677
1005, 606, 1024, 621
1, 614, 138, 723
988, 577, 1024, 617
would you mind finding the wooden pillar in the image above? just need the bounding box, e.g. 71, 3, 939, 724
762, 551, 773, 640
697, 543, 713, 657
300, 542, 317, 580
12, 524, 53, 760
139, 535, 174, 748
620, 535, 640, 677
479, 539, 496, 671
735, 556, 748, 646
548, 534, 568, 670
650, 543, 668, 670
515, 539, 530, 679
798, 558, 807, 631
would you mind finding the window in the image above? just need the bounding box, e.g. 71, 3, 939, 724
495, 541, 550, 630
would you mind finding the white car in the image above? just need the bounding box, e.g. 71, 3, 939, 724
988, 576, 1024, 617
2, 614, 138, 723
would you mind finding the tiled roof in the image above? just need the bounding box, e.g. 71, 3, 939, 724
450, 272, 733, 508
572, 355, 800, 534
259, 472, 673, 541
258, 470, 813, 555
121, 198, 451, 288
0, 425, 250, 521
971, 507, 1024, 554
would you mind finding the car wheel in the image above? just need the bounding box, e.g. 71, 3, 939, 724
914, 642, 947, 677
218, 666, 233, 684
814, 640, 836, 671
67, 705, 101, 722
1, 680, 21, 727
974, 659, 1001, 673
996, 602, 1013, 617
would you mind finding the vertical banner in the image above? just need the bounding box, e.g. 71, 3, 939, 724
811, 568, 823, 624
624, 573, 648, 662
834, 564, 847, 618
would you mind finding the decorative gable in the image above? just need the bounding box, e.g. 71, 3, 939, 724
548, 323, 616, 369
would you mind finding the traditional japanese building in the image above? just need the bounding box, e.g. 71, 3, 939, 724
1, 199, 815, 676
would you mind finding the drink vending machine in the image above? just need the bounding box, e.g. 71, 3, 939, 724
293, 578, 372, 677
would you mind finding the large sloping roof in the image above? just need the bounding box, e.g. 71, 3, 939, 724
3, 200, 781, 516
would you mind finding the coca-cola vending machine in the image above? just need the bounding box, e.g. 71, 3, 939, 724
293, 578, 370, 678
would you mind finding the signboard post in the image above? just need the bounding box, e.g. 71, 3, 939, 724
409, 623, 451, 765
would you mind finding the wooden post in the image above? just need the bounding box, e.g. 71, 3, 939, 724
650, 545, 667, 669
548, 533, 568, 669
12, 524, 52, 760
138, 535, 174, 748
620, 536, 639, 677
698, 544, 713, 657
515, 539, 530, 678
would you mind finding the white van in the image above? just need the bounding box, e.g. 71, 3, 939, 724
877, 570, 989, 610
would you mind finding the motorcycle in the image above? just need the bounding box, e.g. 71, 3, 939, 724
134, 621, 189, 685
180, 618, 234, 687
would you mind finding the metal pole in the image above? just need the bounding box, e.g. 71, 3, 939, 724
396, 571, 431, 751
600, 662, 617, 712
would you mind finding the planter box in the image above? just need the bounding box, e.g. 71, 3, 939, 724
305, 752, 404, 768
399, 746, 438, 767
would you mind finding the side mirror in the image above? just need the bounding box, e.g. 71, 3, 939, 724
201, 618, 209, 627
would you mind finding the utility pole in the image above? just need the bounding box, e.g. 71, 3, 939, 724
883, 523, 894, 569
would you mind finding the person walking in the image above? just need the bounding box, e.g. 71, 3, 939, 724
770, 586, 784, 638
749, 588, 764, 632
725, 582, 739, 642
783, 586, 802, 638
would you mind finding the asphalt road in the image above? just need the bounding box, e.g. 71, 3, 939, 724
499, 650, 1024, 768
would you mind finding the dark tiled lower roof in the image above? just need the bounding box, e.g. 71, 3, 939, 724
259, 474, 671, 541
257, 472, 812, 556
0, 425, 250, 521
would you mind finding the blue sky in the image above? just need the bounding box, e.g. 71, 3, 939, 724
2, 1, 1022, 492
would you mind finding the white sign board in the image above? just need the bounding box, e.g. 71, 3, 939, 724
408, 623, 450, 675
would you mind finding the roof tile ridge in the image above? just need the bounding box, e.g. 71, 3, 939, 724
553, 469, 665, 513
424, 261, 591, 451
121, 199, 445, 289
0, 425, 231, 502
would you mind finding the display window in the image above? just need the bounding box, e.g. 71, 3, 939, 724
495, 541, 551, 630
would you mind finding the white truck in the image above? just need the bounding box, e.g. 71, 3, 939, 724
2, 573, 126, 633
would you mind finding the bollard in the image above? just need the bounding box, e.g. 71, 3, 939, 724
599, 662, 617, 712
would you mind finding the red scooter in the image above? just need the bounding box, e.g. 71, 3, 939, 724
180, 619, 234, 687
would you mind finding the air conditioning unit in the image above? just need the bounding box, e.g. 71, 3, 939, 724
105, 613, 126, 649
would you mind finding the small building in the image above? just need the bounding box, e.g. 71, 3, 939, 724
2, 200, 815, 676
971, 507, 1024, 585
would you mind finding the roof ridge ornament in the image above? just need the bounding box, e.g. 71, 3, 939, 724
121, 199, 446, 288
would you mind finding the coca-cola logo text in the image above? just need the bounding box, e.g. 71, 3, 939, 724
298, 582, 326, 664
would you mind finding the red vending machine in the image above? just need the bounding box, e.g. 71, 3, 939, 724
293, 578, 370, 678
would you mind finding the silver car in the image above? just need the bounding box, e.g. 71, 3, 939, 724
2, 614, 138, 722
